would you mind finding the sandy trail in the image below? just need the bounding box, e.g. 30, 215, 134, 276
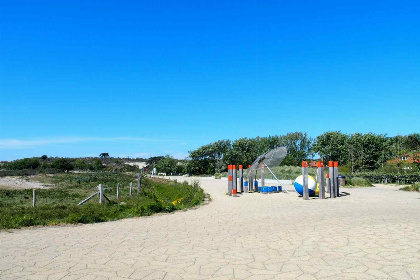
0, 176, 50, 190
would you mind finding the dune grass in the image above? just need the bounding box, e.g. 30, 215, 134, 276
0, 173, 205, 229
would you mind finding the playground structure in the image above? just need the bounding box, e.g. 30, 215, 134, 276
227, 146, 341, 200
246, 146, 289, 193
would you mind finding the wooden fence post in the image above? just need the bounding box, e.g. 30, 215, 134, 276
117, 183, 120, 198
99, 184, 104, 204
32, 189, 36, 207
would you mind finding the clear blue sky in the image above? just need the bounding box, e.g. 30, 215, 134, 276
1, 0, 419, 161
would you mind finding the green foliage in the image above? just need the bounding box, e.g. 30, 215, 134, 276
187, 133, 313, 175
155, 155, 183, 174
51, 158, 74, 172
0, 174, 205, 229
348, 133, 388, 171
89, 159, 104, 171
188, 140, 231, 175
345, 177, 373, 187
406, 133, 420, 150
400, 182, 420, 192
74, 159, 88, 170
313, 131, 349, 163
278, 132, 313, 166
8, 158, 40, 170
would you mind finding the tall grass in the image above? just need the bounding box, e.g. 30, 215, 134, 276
0, 173, 205, 229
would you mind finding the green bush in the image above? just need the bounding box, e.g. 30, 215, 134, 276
51, 158, 74, 172
8, 158, 40, 170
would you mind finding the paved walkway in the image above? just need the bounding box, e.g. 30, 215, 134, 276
1, 177, 419, 280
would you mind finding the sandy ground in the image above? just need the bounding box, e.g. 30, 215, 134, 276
0, 176, 50, 190
0, 176, 419, 280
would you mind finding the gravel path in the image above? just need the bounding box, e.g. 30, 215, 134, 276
0, 177, 419, 280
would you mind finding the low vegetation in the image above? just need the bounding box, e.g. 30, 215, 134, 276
344, 177, 373, 187
400, 182, 420, 192
0, 173, 205, 229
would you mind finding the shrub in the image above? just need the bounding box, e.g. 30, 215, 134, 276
51, 158, 74, 172
8, 158, 40, 170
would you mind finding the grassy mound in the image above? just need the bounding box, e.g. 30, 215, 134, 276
0, 174, 205, 229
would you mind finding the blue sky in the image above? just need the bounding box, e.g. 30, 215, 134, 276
1, 0, 419, 161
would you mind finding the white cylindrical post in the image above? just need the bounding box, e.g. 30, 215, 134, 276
32, 189, 36, 207
117, 183, 120, 198
129, 182, 133, 196
232, 165, 237, 195
99, 184, 104, 204
328, 161, 335, 198
228, 165, 232, 196
317, 162, 325, 199
334, 161, 339, 197
302, 161, 309, 200
239, 165, 243, 193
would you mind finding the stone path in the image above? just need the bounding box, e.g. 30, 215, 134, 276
1, 177, 419, 280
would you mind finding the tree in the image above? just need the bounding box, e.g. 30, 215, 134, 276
279, 132, 313, 166
348, 133, 387, 171
40, 155, 48, 160
74, 159, 88, 170
313, 132, 349, 164
406, 133, 420, 151
9, 158, 40, 170
99, 153, 109, 158
188, 140, 232, 174
156, 155, 179, 174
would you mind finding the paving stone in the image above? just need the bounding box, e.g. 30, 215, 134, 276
0, 178, 419, 280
